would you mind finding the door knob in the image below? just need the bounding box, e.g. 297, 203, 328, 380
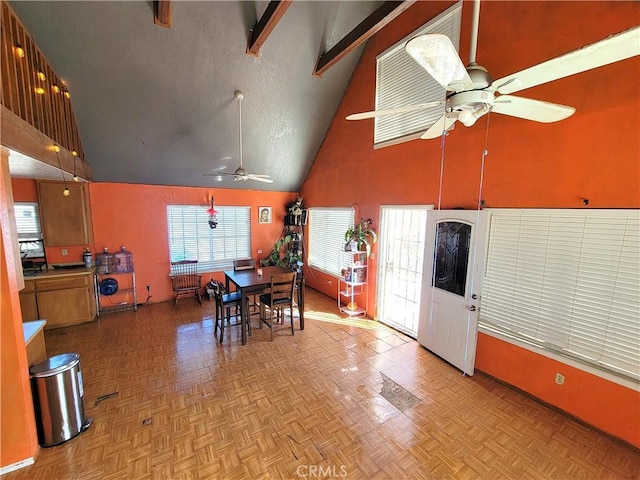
468, 305, 477, 312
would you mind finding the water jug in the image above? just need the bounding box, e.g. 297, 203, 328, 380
114, 246, 134, 273
96, 248, 115, 274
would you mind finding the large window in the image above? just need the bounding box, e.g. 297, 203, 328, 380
167, 205, 250, 272
374, 1, 462, 147
308, 208, 354, 276
480, 209, 640, 382
15, 202, 44, 257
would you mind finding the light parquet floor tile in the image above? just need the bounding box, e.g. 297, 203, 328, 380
5, 288, 639, 480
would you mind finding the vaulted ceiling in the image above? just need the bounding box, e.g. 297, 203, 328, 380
9, 0, 390, 192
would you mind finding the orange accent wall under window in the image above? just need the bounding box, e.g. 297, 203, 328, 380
300, 0, 640, 448
476, 333, 640, 448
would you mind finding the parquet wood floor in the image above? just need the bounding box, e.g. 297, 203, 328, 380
6, 288, 639, 479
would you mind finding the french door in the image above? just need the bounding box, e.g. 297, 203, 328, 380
377, 206, 432, 336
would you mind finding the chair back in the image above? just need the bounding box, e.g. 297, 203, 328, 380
209, 280, 224, 309
233, 258, 256, 271
269, 272, 297, 304
170, 260, 200, 289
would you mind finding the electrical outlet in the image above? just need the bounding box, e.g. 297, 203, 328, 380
61, 248, 68, 256
257, 249, 262, 254
554, 372, 565, 385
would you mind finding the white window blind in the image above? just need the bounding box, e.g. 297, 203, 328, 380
15, 202, 45, 257
308, 208, 354, 276
374, 1, 462, 147
167, 205, 250, 272
480, 209, 640, 382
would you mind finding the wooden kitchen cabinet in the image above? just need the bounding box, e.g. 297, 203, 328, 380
19, 279, 38, 322
37, 180, 93, 246
36, 274, 96, 329
19, 271, 96, 328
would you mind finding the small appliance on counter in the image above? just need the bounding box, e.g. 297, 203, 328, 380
82, 248, 93, 268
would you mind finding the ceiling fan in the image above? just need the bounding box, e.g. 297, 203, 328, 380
205, 90, 273, 183
347, 0, 639, 139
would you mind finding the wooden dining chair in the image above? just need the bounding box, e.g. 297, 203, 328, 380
210, 281, 247, 343
233, 258, 256, 271
233, 258, 260, 317
258, 272, 297, 340
169, 260, 202, 307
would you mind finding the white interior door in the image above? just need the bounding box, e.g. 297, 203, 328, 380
417, 210, 487, 375
377, 206, 432, 336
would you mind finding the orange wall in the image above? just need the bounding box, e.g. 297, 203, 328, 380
89, 183, 298, 303
10, 179, 298, 303
476, 334, 640, 447
1, 169, 38, 468
301, 1, 640, 447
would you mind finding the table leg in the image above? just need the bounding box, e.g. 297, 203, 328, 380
241, 290, 248, 345
298, 278, 305, 330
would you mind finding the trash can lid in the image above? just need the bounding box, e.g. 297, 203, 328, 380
30, 353, 80, 377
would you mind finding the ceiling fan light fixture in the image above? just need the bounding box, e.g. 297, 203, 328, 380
458, 109, 477, 127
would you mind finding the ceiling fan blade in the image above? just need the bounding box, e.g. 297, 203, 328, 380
346, 101, 442, 120
493, 26, 640, 94
420, 114, 457, 139
405, 34, 475, 92
204, 172, 235, 177
247, 175, 274, 184
493, 95, 575, 123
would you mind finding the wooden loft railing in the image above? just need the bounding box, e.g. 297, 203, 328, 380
0, 1, 92, 180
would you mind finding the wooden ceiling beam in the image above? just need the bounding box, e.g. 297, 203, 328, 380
154, 1, 172, 29
313, 0, 417, 78
247, 1, 292, 57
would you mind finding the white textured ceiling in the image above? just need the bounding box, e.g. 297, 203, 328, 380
9, 1, 382, 191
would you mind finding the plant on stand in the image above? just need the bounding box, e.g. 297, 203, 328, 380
344, 218, 378, 256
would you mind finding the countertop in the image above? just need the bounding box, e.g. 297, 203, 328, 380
23, 267, 95, 280
23, 320, 47, 345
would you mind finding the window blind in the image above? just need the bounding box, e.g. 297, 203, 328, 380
374, 1, 462, 146
15, 202, 45, 257
14, 202, 42, 239
167, 205, 250, 272
308, 208, 354, 276
480, 209, 640, 381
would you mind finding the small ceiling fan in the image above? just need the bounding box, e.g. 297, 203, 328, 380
205, 90, 273, 183
347, 0, 639, 139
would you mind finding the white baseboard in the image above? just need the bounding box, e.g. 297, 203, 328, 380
0, 457, 35, 475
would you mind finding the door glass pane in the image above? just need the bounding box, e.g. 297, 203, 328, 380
433, 221, 471, 297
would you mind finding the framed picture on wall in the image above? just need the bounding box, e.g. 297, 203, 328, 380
258, 206, 272, 224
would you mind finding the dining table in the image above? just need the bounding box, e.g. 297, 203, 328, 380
224, 265, 305, 345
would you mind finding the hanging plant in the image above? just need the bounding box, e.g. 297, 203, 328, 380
208, 197, 218, 229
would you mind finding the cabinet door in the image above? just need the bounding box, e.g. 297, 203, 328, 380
19, 280, 38, 321
37, 181, 92, 246
37, 287, 95, 329
19, 292, 39, 321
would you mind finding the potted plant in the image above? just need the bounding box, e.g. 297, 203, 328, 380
344, 218, 377, 256
260, 233, 303, 271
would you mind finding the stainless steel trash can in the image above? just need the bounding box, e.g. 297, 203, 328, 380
30, 353, 92, 447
